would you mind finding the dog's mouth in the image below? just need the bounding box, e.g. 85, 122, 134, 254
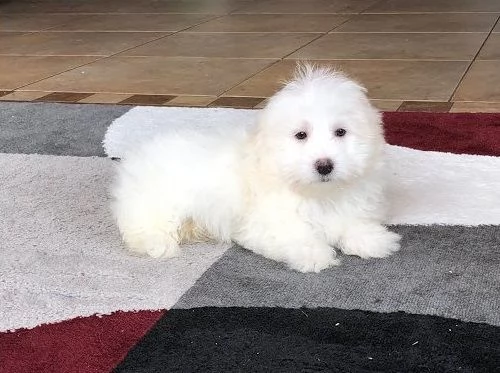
319, 175, 331, 183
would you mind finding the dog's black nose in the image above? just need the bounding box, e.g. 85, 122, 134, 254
315, 158, 334, 175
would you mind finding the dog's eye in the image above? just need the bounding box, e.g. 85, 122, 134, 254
295, 131, 308, 140
335, 128, 347, 137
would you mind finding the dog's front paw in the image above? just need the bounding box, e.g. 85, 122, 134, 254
340, 224, 400, 259
286, 245, 340, 273
125, 234, 180, 259
145, 241, 180, 258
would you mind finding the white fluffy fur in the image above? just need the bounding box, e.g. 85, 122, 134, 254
111, 64, 400, 273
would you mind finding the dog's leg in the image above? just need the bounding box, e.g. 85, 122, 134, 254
338, 221, 401, 259
138, 232, 180, 258
282, 239, 340, 273
118, 216, 182, 259
112, 184, 184, 258
237, 218, 339, 273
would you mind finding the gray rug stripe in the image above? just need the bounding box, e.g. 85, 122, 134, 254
174, 225, 500, 326
0, 102, 130, 157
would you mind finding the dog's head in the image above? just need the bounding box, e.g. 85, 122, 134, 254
256, 63, 385, 190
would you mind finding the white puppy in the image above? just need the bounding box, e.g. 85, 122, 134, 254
111, 64, 400, 273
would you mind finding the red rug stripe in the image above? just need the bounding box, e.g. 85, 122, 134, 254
0, 310, 164, 373
383, 112, 500, 156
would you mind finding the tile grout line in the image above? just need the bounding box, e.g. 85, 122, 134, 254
4, 11, 500, 15
359, 0, 387, 15
199, 0, 295, 99
213, 59, 281, 99
240, 10, 371, 97
12, 57, 105, 91
0, 54, 478, 62
326, 31, 493, 34
272, 0, 380, 62
8, 9, 498, 104
360, 0, 387, 14
0, 12, 249, 15
279, 0, 416, 60
176, 1, 379, 99
360, 11, 500, 15
214, 12, 362, 99
282, 15, 359, 59
99, 13, 229, 55
228, 0, 261, 15
11, 13, 228, 92
208, 0, 346, 99
13, 0, 261, 99
448, 15, 500, 102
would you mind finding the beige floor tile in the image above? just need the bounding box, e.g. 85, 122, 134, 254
290, 33, 486, 60
370, 99, 403, 111
453, 61, 500, 101
50, 14, 216, 32
341, 60, 467, 101
123, 33, 320, 58
367, 0, 500, 13
0, 0, 252, 14
0, 0, 108, 13
0, 32, 167, 56
77, 93, 134, 104
106, 0, 253, 14
235, 0, 378, 14
22, 56, 276, 96
0, 32, 24, 39
165, 95, 217, 107
0, 91, 49, 101
1, 0, 497, 104
226, 60, 468, 100
189, 14, 349, 33
0, 56, 97, 90
0, 0, 79, 13
451, 101, 500, 112
225, 61, 293, 97
478, 34, 500, 60
335, 14, 498, 33
0, 14, 80, 32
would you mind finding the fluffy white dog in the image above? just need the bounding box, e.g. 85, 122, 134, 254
111, 64, 400, 272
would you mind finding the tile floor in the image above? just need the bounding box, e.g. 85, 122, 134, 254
1, 0, 500, 111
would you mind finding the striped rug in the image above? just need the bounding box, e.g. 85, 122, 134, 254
0, 102, 499, 372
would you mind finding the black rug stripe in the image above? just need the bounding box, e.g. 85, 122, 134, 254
115, 307, 500, 373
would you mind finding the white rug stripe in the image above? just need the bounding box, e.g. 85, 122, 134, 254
103, 106, 256, 158
387, 146, 500, 225
0, 153, 229, 332
104, 106, 500, 226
